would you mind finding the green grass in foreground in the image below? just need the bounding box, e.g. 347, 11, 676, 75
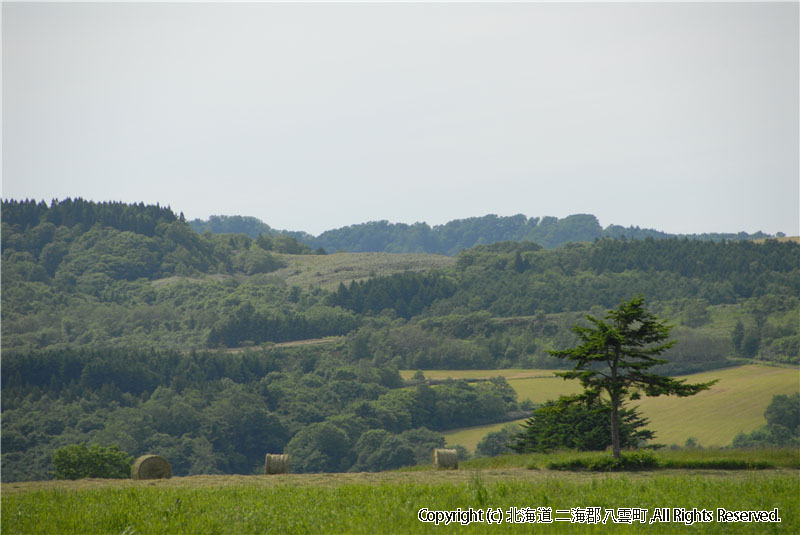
4, 474, 797, 534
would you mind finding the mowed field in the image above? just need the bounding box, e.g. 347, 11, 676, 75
401, 365, 800, 451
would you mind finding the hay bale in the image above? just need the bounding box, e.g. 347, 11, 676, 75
131, 455, 172, 480
264, 453, 290, 475
432, 448, 458, 470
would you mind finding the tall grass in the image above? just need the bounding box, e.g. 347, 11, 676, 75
4, 474, 797, 534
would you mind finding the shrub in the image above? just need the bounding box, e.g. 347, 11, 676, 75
52, 443, 133, 480
547, 451, 659, 471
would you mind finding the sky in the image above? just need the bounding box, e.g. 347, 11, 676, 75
2, 1, 798, 236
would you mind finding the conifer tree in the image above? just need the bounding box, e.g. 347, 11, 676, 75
550, 295, 716, 458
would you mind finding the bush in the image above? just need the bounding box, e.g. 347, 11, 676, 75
52, 443, 133, 480
475, 425, 518, 457
510, 398, 654, 453
547, 451, 659, 471
660, 458, 772, 470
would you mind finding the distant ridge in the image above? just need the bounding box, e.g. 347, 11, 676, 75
189, 213, 778, 255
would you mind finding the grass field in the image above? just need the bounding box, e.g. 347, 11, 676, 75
400, 365, 800, 451
271, 252, 455, 290
3, 467, 797, 534
152, 252, 455, 292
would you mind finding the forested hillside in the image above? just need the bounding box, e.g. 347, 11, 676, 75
2, 199, 798, 481
2, 345, 524, 481
190, 212, 778, 254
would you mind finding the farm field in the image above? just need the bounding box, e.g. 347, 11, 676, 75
400, 365, 800, 451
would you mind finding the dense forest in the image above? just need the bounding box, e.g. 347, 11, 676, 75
2, 345, 523, 480
190, 212, 777, 255
2, 198, 798, 481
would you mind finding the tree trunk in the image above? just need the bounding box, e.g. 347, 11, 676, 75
610, 346, 622, 459
610, 397, 621, 459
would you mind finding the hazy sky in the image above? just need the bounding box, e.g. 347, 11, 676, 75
3, 1, 798, 236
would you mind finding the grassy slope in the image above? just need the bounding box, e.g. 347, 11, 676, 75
401, 365, 800, 451
270, 252, 455, 290
632, 365, 799, 447
151, 252, 455, 292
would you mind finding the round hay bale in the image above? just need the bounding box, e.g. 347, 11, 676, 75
264, 453, 290, 475
432, 448, 458, 470
131, 455, 172, 480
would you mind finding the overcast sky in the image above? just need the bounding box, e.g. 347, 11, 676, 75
3, 1, 798, 236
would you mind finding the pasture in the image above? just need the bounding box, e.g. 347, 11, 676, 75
3, 467, 796, 534
399, 365, 800, 451
271, 252, 455, 290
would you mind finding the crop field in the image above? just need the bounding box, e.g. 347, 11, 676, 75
401, 365, 800, 451
3, 465, 797, 534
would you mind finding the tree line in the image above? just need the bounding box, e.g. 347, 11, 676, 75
191, 211, 779, 255
329, 271, 457, 319
1, 345, 522, 481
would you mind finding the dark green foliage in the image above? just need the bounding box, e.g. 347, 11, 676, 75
330, 271, 456, 319
654, 328, 730, 375
189, 215, 275, 238
550, 296, 716, 458
546, 450, 659, 471
223, 211, 773, 255
0, 199, 316, 296
509, 399, 654, 453
351, 429, 416, 472
681, 300, 711, 327
2, 199, 797, 480
447, 238, 800, 317
2, 199, 236, 285
659, 458, 773, 470
475, 424, 518, 457
732, 320, 745, 353
207, 305, 359, 347
1, 344, 511, 480
742, 331, 761, 358
3, 199, 796, 364
51, 443, 132, 480
398, 428, 446, 465
1, 347, 280, 396
286, 422, 355, 473
765, 393, 800, 430
2, 198, 177, 236
732, 393, 800, 448
189, 216, 317, 253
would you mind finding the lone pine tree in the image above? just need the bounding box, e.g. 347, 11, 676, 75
550, 295, 716, 458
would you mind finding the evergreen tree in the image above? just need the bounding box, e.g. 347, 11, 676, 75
550, 295, 716, 458
510, 398, 654, 453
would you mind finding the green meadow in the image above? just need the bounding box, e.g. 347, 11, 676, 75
269, 252, 456, 290
3, 465, 797, 534
399, 365, 800, 451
